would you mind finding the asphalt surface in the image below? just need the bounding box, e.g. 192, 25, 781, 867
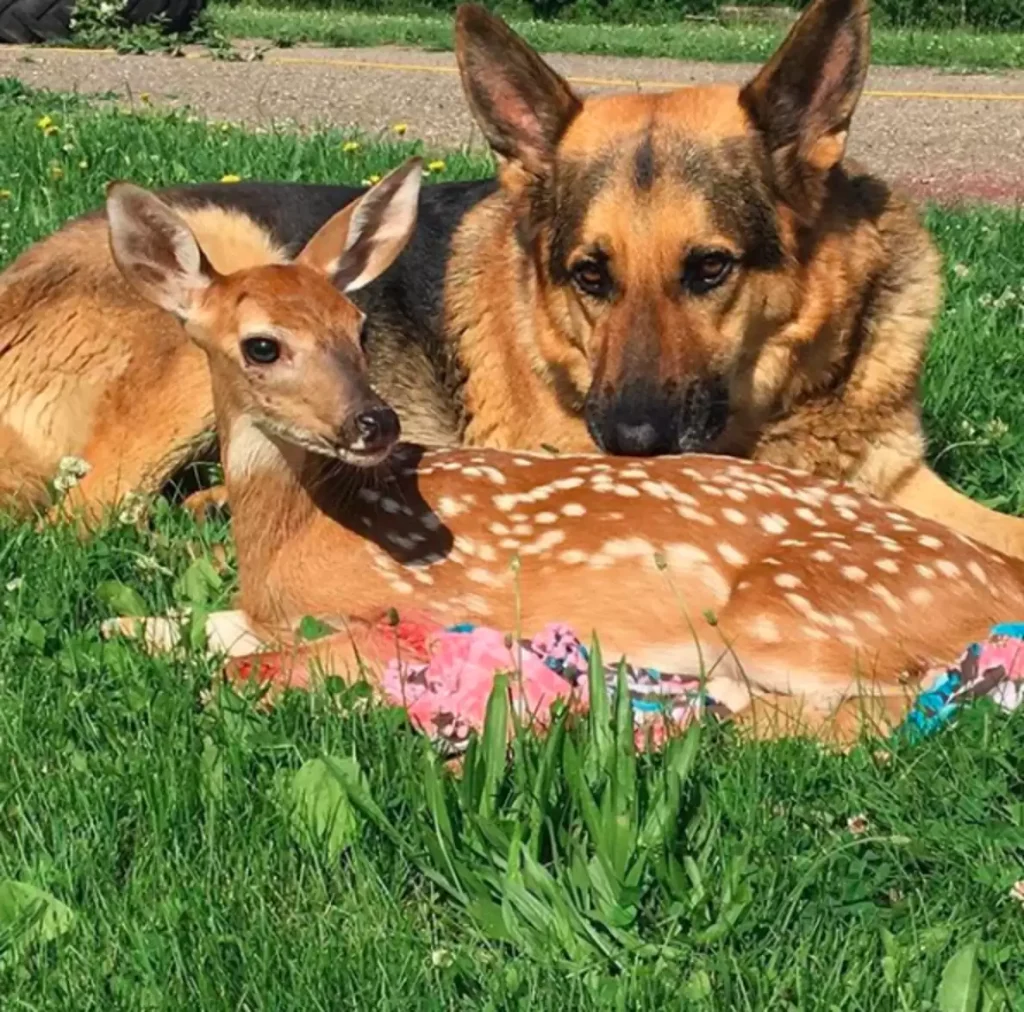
1, 40, 1023, 203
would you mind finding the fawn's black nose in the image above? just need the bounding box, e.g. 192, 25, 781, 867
353, 406, 400, 453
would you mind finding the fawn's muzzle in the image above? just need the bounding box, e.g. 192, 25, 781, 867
337, 401, 401, 461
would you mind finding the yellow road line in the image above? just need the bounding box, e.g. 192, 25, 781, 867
9, 43, 1024, 102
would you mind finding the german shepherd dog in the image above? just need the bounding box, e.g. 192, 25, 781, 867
2, 0, 1023, 558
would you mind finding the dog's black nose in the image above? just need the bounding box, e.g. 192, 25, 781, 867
612, 421, 660, 456
353, 406, 400, 452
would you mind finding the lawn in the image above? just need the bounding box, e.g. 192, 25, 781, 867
201, 5, 1024, 71
1, 78, 1024, 1008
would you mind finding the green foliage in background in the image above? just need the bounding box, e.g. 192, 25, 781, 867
211, 0, 1024, 34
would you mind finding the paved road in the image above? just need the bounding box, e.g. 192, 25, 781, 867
2, 41, 1023, 202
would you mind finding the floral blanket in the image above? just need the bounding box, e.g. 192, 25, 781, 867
376, 619, 1024, 753
102, 611, 1024, 754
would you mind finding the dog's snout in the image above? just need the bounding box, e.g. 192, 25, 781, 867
352, 405, 400, 453
586, 390, 677, 457
585, 378, 729, 456
611, 420, 662, 456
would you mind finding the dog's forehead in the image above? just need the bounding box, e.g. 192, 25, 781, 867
559, 86, 753, 155
547, 88, 781, 268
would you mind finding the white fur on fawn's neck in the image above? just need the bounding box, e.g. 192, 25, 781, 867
223, 415, 288, 482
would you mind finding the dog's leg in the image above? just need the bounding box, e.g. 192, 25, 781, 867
890, 464, 1024, 561
0, 423, 52, 518
47, 357, 215, 530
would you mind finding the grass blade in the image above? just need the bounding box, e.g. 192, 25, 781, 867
938, 942, 982, 1012
585, 634, 611, 778
479, 673, 510, 819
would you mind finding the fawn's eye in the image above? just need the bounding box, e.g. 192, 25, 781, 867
683, 249, 736, 295
241, 336, 281, 365
570, 256, 613, 299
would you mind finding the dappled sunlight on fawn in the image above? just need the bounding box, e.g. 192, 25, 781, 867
106, 160, 1024, 745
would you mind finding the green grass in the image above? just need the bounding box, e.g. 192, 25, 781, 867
203, 5, 1024, 70
2, 79, 1024, 1007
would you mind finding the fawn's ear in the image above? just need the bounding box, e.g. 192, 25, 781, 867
296, 157, 422, 293
739, 0, 870, 202
454, 3, 581, 176
106, 181, 214, 319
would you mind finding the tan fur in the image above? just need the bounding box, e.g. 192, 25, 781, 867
0, 207, 287, 523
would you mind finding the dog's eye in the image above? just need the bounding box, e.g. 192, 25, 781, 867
570, 258, 613, 299
684, 250, 735, 295
241, 336, 281, 365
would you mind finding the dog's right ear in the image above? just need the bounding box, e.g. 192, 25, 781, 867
740, 0, 870, 205
106, 182, 215, 320
455, 3, 581, 175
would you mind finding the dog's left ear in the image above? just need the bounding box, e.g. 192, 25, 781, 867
455, 3, 581, 176
740, 0, 870, 194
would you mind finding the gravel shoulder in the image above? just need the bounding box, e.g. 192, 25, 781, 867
1, 40, 1022, 203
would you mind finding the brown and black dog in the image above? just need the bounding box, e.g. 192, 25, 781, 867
1, 0, 1022, 558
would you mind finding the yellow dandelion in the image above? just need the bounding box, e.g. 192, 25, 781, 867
0, 188, 11, 200
367, 174, 381, 184
391, 122, 408, 136
220, 122, 231, 132
427, 159, 446, 174
220, 174, 241, 183
48, 164, 64, 181
341, 140, 361, 153
36, 115, 53, 131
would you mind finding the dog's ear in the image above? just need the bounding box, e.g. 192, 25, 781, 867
455, 3, 581, 175
740, 0, 870, 196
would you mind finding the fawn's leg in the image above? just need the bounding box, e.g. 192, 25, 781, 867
223, 623, 391, 698
707, 609, 921, 748
181, 485, 230, 524
729, 689, 916, 748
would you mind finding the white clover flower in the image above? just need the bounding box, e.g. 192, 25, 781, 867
134, 554, 173, 576
53, 455, 92, 493
846, 813, 870, 835
117, 491, 149, 526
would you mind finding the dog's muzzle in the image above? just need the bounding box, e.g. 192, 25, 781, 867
584, 378, 729, 457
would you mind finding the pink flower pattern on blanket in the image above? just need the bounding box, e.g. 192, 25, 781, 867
380, 624, 585, 748
378, 621, 714, 753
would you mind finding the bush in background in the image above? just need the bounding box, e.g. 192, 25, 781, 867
218, 0, 1024, 33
